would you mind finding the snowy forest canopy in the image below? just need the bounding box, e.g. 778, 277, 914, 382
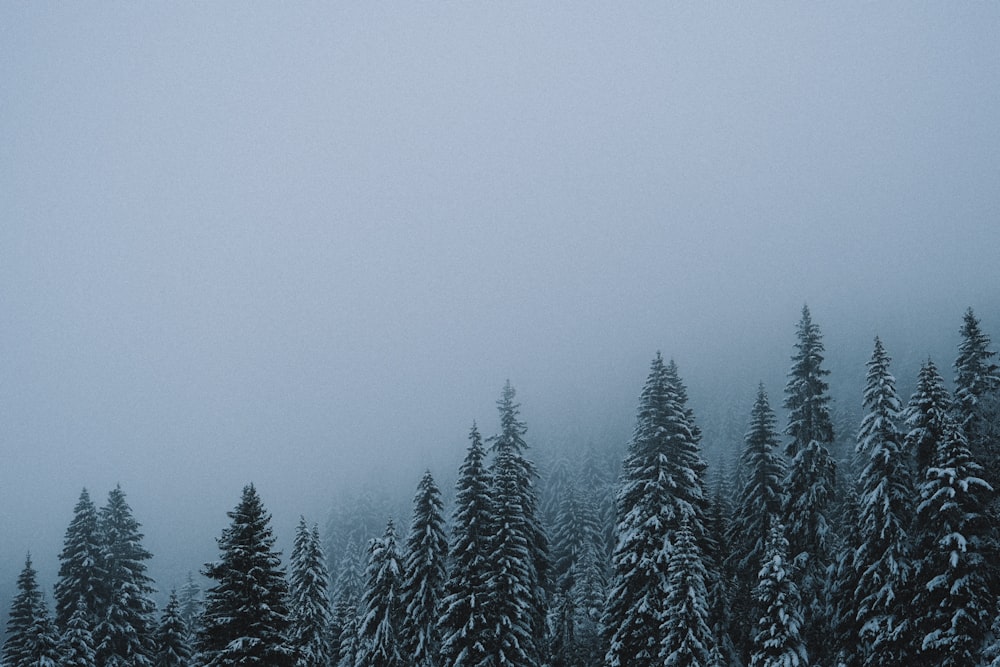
5, 305, 1000, 667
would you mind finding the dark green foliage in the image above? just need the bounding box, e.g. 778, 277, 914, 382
604, 354, 707, 667
853, 337, 914, 666
95, 485, 157, 667
439, 424, 494, 667
783, 305, 837, 662
660, 518, 715, 667
199, 483, 295, 666
749, 521, 807, 667
355, 520, 405, 667
60, 598, 98, 667
288, 518, 333, 667
727, 385, 786, 662
155, 591, 193, 667
55, 488, 105, 631
4, 555, 60, 667
400, 471, 448, 667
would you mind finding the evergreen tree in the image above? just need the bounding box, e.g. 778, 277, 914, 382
60, 598, 98, 667
660, 518, 715, 667
853, 337, 914, 666
333, 590, 360, 667
705, 462, 737, 667
177, 572, 203, 644
199, 483, 294, 666
727, 384, 786, 662
288, 518, 333, 667
782, 305, 837, 661
905, 360, 954, 478
155, 591, 193, 667
400, 471, 448, 667
604, 353, 706, 667
3, 555, 60, 667
94, 485, 157, 667
911, 400, 992, 665
439, 424, 493, 667
953, 307, 1000, 443
355, 520, 405, 667
54, 488, 105, 631
749, 521, 808, 667
486, 380, 549, 667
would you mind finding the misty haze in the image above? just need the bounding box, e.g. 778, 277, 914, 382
2, 3, 999, 667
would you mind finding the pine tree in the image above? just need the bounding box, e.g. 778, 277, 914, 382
782, 305, 837, 661
94, 485, 157, 667
439, 424, 493, 667
55, 488, 105, 631
400, 471, 448, 667
155, 591, 193, 667
355, 520, 405, 667
486, 380, 549, 667
660, 518, 715, 667
749, 521, 808, 667
705, 463, 737, 667
177, 572, 203, 644
61, 598, 98, 667
3, 555, 60, 667
905, 360, 954, 478
727, 384, 786, 662
333, 590, 360, 667
288, 518, 333, 667
604, 353, 706, 667
199, 483, 295, 666
853, 337, 914, 666
910, 390, 992, 666
953, 307, 1000, 443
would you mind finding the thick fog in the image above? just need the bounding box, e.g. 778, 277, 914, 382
2, 3, 999, 600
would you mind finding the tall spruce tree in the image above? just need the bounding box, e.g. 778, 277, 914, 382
4, 555, 60, 667
782, 305, 837, 661
439, 424, 493, 667
199, 483, 295, 666
660, 518, 715, 667
749, 520, 807, 667
905, 360, 954, 477
177, 572, 203, 644
853, 337, 914, 666
954, 307, 1000, 445
727, 384, 786, 663
154, 591, 193, 667
55, 488, 105, 631
486, 380, 548, 667
60, 598, 98, 667
287, 518, 333, 667
908, 370, 993, 666
95, 485, 157, 667
400, 471, 448, 667
604, 353, 706, 667
355, 520, 405, 667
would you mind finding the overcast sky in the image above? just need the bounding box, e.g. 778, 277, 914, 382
2, 3, 999, 591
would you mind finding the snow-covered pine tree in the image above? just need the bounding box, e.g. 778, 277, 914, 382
782, 305, 837, 662
551, 482, 585, 593
660, 517, 715, 667
333, 589, 359, 667
400, 471, 448, 667
749, 520, 808, 667
954, 307, 1000, 445
853, 337, 914, 666
727, 384, 786, 663
199, 483, 295, 666
155, 591, 193, 667
705, 461, 737, 667
603, 353, 706, 667
487, 380, 549, 667
288, 518, 333, 667
438, 424, 493, 667
177, 572, 203, 644
355, 519, 405, 667
60, 598, 97, 667
94, 485, 157, 667
910, 378, 993, 666
54, 488, 105, 632
3, 555, 60, 667
905, 359, 953, 478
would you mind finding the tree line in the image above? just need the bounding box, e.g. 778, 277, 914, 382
4, 305, 1000, 666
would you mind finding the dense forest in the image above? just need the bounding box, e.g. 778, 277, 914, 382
5, 305, 1000, 667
